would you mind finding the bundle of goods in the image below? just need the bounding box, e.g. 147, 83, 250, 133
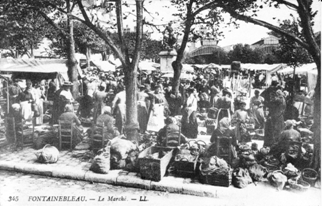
199, 156, 232, 187
138, 146, 173, 181
259, 155, 281, 172
138, 133, 156, 152
90, 147, 110, 174
173, 140, 206, 177
282, 163, 299, 179
232, 167, 253, 188
267, 170, 287, 191
110, 136, 138, 169
237, 144, 257, 168
248, 163, 268, 182
34, 144, 59, 164
254, 147, 270, 161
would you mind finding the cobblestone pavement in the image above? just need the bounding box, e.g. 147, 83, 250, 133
0, 170, 321, 206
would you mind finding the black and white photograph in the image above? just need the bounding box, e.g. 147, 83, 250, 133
0, 0, 321, 206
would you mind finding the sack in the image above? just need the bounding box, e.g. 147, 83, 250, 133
110, 136, 137, 169
35, 144, 59, 163
90, 147, 110, 174
267, 170, 287, 190
239, 151, 256, 168
232, 167, 253, 188
248, 164, 267, 182
200, 156, 229, 175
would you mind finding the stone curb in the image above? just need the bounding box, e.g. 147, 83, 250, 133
84, 170, 119, 184
14, 163, 53, 177
51, 167, 86, 180
0, 161, 220, 198
0, 161, 15, 171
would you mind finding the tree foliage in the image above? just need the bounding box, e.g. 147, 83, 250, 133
271, 19, 313, 66
0, 2, 54, 58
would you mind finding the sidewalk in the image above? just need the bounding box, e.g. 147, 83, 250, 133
0, 144, 321, 201
0, 146, 224, 197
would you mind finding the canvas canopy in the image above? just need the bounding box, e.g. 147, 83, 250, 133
242, 63, 284, 71
277, 63, 317, 92
91, 60, 116, 71
139, 61, 160, 71
277, 63, 316, 75
0, 58, 83, 81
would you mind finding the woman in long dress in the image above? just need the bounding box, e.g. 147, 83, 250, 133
231, 101, 249, 143
181, 88, 199, 138
147, 85, 169, 132
93, 83, 108, 123
33, 81, 46, 125
137, 86, 149, 133
18, 79, 36, 122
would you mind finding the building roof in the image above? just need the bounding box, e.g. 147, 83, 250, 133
186, 45, 220, 58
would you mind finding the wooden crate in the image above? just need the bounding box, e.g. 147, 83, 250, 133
173, 159, 198, 178
199, 166, 232, 187
138, 146, 173, 182
173, 149, 199, 178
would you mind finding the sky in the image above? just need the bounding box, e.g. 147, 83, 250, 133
35, 0, 322, 56
119, 0, 322, 47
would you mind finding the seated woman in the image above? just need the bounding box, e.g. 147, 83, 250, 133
210, 117, 236, 144
58, 104, 83, 148
157, 117, 187, 148
77, 94, 93, 118
181, 106, 198, 139
208, 117, 237, 159
96, 106, 120, 141
270, 120, 301, 160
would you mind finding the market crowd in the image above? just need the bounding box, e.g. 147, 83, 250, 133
2, 61, 315, 174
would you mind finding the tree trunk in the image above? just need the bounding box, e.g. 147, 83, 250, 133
171, 0, 194, 94
311, 56, 321, 171
101, 51, 107, 61
86, 46, 91, 70
124, 66, 139, 141
30, 44, 34, 59
123, 0, 143, 142
172, 61, 182, 94
66, 0, 79, 99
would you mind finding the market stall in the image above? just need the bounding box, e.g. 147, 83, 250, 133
91, 60, 116, 72
0, 58, 83, 84
277, 63, 317, 92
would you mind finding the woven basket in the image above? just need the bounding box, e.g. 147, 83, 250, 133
301, 168, 318, 187
287, 178, 310, 192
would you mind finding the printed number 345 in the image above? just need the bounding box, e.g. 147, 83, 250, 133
8, 196, 19, 202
